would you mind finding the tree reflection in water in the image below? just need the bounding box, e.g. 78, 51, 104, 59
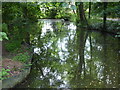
15, 20, 120, 88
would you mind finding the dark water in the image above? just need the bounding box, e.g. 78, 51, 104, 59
16, 20, 120, 88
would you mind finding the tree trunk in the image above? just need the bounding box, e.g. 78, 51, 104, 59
118, 39, 120, 88
75, 2, 90, 28
88, 1, 91, 19
23, 3, 30, 45
89, 34, 92, 75
79, 30, 84, 74
78, 2, 85, 22
103, 2, 108, 30
103, 34, 108, 87
25, 32, 30, 45
77, 27, 88, 77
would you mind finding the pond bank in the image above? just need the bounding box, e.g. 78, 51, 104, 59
1, 43, 33, 89
2, 65, 31, 88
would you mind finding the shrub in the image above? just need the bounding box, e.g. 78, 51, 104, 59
5, 41, 21, 52
13, 52, 30, 63
2, 23, 8, 35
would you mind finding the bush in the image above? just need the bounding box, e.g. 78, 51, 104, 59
5, 41, 21, 52
2, 23, 8, 34
13, 52, 30, 63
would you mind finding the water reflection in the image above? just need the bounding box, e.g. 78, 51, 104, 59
15, 20, 120, 88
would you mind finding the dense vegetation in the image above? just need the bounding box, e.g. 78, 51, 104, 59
2, 2, 120, 47
1, 2, 120, 88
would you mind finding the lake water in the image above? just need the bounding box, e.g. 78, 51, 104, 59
15, 19, 120, 88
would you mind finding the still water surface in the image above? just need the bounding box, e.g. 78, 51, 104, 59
16, 20, 120, 88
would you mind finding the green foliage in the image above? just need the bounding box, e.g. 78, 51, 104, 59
115, 32, 120, 37
107, 21, 120, 31
2, 23, 8, 33
13, 52, 30, 63
5, 40, 21, 52
24, 63, 32, 67
2, 2, 41, 49
70, 5, 76, 10
12, 46, 29, 53
61, 2, 76, 10
115, 35, 120, 37
0, 32, 9, 41
92, 2, 120, 18
1, 2, 119, 88
0, 68, 10, 80
61, 3, 69, 8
